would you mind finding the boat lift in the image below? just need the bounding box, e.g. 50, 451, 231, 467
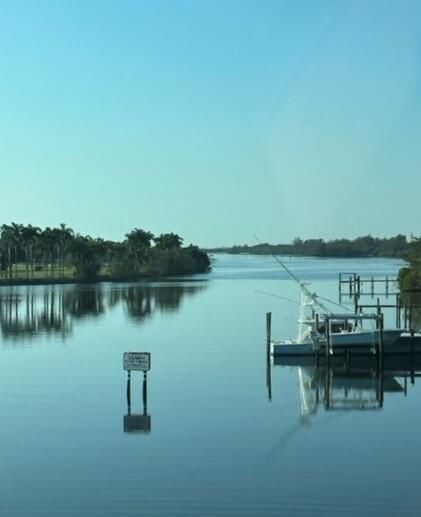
322, 312, 384, 358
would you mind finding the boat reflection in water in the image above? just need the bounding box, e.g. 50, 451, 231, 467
0, 282, 207, 342
270, 352, 421, 415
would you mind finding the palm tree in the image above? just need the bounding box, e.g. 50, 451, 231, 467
70, 234, 105, 280
50, 227, 64, 277
0, 224, 13, 279
57, 223, 74, 277
40, 227, 56, 277
10, 223, 23, 279
154, 233, 183, 250
125, 228, 154, 273
21, 225, 41, 279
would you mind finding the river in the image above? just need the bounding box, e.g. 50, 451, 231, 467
1, 253, 420, 516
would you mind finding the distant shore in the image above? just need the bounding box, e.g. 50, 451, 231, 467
206, 235, 408, 259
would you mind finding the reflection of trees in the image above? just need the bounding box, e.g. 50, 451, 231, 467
123, 287, 153, 321
122, 284, 206, 322
0, 288, 71, 340
0, 282, 207, 341
400, 292, 421, 329
155, 285, 198, 313
63, 287, 105, 319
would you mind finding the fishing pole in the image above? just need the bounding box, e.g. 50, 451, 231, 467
255, 290, 300, 305
316, 295, 352, 312
256, 286, 350, 312
253, 235, 332, 314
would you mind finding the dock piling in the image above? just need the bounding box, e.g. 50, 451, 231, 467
265, 312, 272, 401
266, 312, 272, 347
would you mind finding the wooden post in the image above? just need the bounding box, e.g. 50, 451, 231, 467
325, 317, 331, 361
127, 370, 131, 415
142, 372, 148, 414
266, 312, 272, 348
345, 346, 351, 367
371, 276, 374, 297
378, 365, 384, 408
266, 312, 272, 401
349, 276, 352, 298
266, 350, 272, 402
409, 298, 413, 331
410, 329, 415, 385
385, 276, 389, 297
324, 364, 331, 409
357, 275, 361, 298
376, 298, 381, 329
379, 314, 384, 357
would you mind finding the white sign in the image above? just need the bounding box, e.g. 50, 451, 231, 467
123, 352, 151, 372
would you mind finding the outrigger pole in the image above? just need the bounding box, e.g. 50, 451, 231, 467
253, 235, 333, 315
254, 235, 349, 314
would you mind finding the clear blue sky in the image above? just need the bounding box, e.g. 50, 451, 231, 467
1, 0, 420, 247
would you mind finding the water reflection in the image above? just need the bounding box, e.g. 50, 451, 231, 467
272, 353, 421, 417
0, 290, 72, 340
400, 291, 421, 329
64, 288, 105, 320
0, 282, 207, 341
124, 370, 151, 434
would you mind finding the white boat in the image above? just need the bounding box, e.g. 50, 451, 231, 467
318, 328, 402, 347
271, 279, 403, 355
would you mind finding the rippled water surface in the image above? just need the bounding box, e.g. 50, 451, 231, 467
2, 254, 421, 516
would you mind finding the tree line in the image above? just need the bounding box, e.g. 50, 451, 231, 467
398, 237, 421, 291
208, 234, 408, 258
0, 223, 210, 282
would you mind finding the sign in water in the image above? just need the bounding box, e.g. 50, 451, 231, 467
123, 352, 151, 372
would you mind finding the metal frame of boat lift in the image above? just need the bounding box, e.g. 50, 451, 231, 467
322, 313, 384, 360
338, 272, 421, 330
338, 272, 398, 299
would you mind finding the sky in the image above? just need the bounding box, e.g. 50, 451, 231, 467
0, 0, 420, 247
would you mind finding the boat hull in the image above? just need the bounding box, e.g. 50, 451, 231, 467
272, 330, 403, 356
324, 330, 402, 347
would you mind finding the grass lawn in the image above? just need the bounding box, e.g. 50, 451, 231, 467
0, 263, 110, 282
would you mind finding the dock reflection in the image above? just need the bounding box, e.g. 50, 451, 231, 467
270, 353, 421, 414
0, 282, 206, 342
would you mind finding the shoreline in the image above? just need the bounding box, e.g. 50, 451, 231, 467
0, 273, 209, 288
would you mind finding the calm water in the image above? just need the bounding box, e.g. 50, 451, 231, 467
1, 254, 420, 516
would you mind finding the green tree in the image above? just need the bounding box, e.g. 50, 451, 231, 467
154, 233, 183, 250
10, 223, 23, 278
21, 225, 41, 278
71, 236, 104, 280
0, 224, 14, 279
125, 228, 154, 273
